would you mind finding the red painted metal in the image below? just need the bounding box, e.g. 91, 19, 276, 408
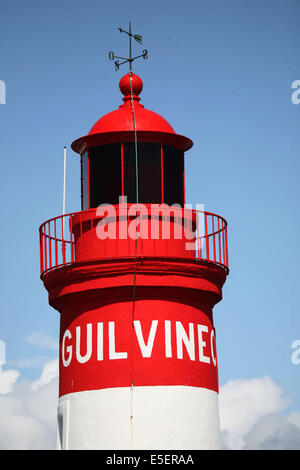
58, 300, 218, 396
72, 130, 192, 155
71, 74, 193, 156
39, 206, 228, 278
89, 73, 175, 135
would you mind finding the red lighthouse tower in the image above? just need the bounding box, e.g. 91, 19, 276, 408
39, 38, 229, 449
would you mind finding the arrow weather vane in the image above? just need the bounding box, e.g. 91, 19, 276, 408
108, 22, 148, 72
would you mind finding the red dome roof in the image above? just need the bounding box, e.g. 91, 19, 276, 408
88, 73, 175, 135
71, 73, 193, 154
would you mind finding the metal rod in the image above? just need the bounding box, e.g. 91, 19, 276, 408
39, 230, 43, 274
218, 217, 221, 263
63, 146, 67, 237
160, 143, 164, 203
197, 213, 201, 259
70, 216, 74, 263
44, 228, 47, 272
80, 155, 83, 211
205, 213, 209, 260
48, 222, 52, 269
63, 146, 67, 216
222, 220, 226, 265
129, 21, 132, 73
62, 216, 66, 265
54, 219, 58, 267
225, 223, 228, 267
212, 216, 216, 262
183, 154, 186, 206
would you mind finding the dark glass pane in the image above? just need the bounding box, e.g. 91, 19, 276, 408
89, 144, 121, 207
123, 142, 136, 203
139, 143, 161, 203
163, 145, 184, 206
123, 142, 161, 203
81, 151, 89, 210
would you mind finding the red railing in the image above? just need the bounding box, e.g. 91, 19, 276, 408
195, 210, 228, 269
39, 206, 228, 277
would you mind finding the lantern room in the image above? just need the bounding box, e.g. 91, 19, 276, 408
71, 73, 193, 209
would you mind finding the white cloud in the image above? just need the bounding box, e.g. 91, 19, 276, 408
219, 376, 300, 450
287, 411, 300, 429
0, 365, 19, 394
7, 356, 54, 370
31, 358, 58, 391
25, 332, 58, 351
243, 414, 300, 450
0, 360, 58, 450
0, 364, 299, 450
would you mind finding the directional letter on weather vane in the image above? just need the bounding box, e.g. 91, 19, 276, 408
108, 22, 148, 72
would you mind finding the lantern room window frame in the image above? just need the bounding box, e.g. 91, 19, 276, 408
80, 141, 186, 210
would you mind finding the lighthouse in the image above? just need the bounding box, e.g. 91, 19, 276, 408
39, 28, 229, 450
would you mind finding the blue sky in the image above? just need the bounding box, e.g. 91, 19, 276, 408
0, 0, 300, 449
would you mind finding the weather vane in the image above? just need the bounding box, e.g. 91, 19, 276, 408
108, 22, 148, 72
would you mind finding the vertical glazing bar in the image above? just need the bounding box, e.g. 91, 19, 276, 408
54, 219, 58, 267
205, 212, 209, 261
48, 222, 52, 269
80, 155, 83, 211
121, 141, 124, 202
183, 152, 186, 205
160, 143, 164, 203
212, 215, 216, 262
80, 212, 83, 260
87, 151, 90, 209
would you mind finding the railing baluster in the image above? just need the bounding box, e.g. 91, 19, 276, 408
44, 225, 47, 272
62, 216, 66, 265
196, 212, 200, 259
225, 223, 228, 268
39, 209, 229, 278
48, 222, 52, 269
218, 217, 221, 264
222, 220, 225, 266
80, 212, 83, 260
39, 230, 44, 274
205, 213, 209, 261
212, 215, 216, 262
70, 215, 74, 263
54, 219, 58, 267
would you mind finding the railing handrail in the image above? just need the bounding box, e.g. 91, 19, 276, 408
39, 206, 228, 230
39, 205, 229, 277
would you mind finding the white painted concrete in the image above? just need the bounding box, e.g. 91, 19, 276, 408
57, 386, 221, 450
